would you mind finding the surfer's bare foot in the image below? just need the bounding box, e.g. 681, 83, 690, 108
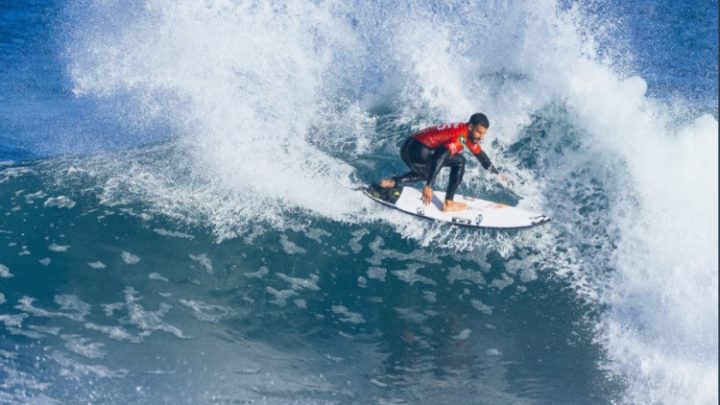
379, 178, 396, 188
442, 200, 467, 212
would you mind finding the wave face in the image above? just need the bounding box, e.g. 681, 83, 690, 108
1, 0, 717, 403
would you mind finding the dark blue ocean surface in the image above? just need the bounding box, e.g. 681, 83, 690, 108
1, 1, 717, 404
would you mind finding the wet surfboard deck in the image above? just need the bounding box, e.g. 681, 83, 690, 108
363, 184, 551, 229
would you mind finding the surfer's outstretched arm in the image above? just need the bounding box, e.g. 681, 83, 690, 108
475, 151, 511, 184
475, 151, 499, 174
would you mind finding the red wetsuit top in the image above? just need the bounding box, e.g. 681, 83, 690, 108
412, 122, 483, 156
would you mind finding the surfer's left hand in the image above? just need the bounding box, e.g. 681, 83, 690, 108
421, 186, 433, 205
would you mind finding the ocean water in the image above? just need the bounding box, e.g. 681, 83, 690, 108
0, 0, 717, 404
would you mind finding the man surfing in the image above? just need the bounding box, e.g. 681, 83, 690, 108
378, 113, 508, 212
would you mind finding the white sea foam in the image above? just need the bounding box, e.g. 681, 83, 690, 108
502, 8, 719, 404
244, 266, 269, 279
277, 273, 320, 291
0, 264, 12, 278
188, 253, 212, 273
44, 196, 76, 209
178, 299, 230, 322
453, 329, 472, 340
15, 295, 90, 322
84, 322, 142, 343
348, 229, 369, 254
0, 314, 28, 328
60, 334, 106, 359
68, 1, 364, 240
122, 287, 189, 339
446, 265, 487, 286
50, 351, 126, 379
394, 307, 428, 324
490, 274, 515, 291
331, 305, 365, 324
470, 299, 493, 316
0, 166, 34, 184
24, 190, 46, 203
423, 291, 436, 303
55, 295, 92, 319
486, 348, 502, 357
6, 328, 44, 339
148, 272, 168, 282
392, 263, 435, 286
366, 267, 387, 282
306, 228, 331, 244
279, 235, 307, 255
48, 244, 70, 253
153, 228, 194, 239
120, 251, 140, 264
266, 287, 296, 307
27, 325, 61, 336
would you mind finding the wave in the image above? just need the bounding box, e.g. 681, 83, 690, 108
41, 0, 720, 403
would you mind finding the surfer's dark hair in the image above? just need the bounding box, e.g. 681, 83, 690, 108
468, 113, 490, 128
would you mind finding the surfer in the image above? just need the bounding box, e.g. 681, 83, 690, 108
379, 113, 508, 212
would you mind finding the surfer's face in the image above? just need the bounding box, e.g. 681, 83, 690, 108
468, 125, 488, 143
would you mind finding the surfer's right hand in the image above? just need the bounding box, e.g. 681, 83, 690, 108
422, 186, 433, 205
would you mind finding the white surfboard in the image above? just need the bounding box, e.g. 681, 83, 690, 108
363, 185, 550, 229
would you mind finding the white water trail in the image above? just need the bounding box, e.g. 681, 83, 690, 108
68, 0, 369, 239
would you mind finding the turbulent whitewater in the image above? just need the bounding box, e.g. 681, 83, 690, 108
1, 0, 717, 404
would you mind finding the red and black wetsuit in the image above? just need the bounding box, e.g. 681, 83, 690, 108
392, 123, 498, 201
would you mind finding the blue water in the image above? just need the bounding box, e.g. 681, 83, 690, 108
1, 1, 717, 404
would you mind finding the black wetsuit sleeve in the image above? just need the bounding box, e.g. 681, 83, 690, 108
425, 146, 451, 187
476, 151, 499, 174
